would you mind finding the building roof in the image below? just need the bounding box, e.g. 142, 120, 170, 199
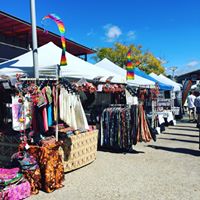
0, 11, 95, 56
177, 69, 200, 78
177, 69, 200, 83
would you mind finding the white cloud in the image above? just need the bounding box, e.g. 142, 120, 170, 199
175, 61, 200, 75
104, 24, 122, 42
187, 60, 199, 67
127, 31, 136, 40
87, 29, 94, 36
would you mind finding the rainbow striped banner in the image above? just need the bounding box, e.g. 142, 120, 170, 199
126, 49, 134, 80
42, 14, 67, 66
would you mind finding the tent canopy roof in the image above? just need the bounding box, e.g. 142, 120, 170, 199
150, 73, 181, 91
0, 42, 125, 83
134, 68, 173, 91
95, 58, 155, 87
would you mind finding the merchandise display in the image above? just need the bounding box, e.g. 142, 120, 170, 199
0, 77, 98, 197
100, 104, 156, 151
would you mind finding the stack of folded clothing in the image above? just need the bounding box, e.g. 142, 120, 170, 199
0, 167, 31, 200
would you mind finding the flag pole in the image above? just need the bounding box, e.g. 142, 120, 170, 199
30, 0, 39, 78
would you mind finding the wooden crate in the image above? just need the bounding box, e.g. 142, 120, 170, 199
59, 130, 98, 172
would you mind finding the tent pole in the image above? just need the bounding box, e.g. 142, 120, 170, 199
30, 0, 39, 78
55, 64, 60, 141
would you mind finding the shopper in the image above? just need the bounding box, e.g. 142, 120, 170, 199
187, 91, 196, 122
194, 91, 200, 128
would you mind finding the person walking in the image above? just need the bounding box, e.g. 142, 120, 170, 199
194, 91, 200, 128
187, 91, 196, 122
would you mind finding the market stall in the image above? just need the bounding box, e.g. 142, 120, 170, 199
0, 42, 115, 197
93, 58, 158, 151
148, 72, 182, 131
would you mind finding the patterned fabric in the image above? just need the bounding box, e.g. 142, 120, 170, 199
28, 143, 64, 193
0, 168, 19, 184
22, 168, 42, 195
11, 151, 39, 171
21, 147, 42, 195
100, 106, 137, 150
11, 96, 31, 131
0, 180, 31, 200
39, 143, 64, 193
130, 105, 138, 145
0, 168, 23, 188
100, 104, 153, 150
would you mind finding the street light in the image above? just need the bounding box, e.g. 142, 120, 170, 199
169, 66, 177, 80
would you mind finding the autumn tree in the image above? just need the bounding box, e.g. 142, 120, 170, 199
93, 42, 165, 74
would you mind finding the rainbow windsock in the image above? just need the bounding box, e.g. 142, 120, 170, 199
42, 14, 67, 66
126, 49, 134, 80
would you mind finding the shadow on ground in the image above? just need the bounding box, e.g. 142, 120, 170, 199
147, 145, 200, 157
173, 125, 198, 129
167, 127, 198, 132
159, 137, 199, 144
98, 147, 145, 155
163, 132, 199, 138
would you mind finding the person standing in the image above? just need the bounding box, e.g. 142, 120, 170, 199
187, 91, 196, 122
194, 91, 200, 128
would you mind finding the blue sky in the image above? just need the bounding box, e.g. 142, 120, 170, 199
1, 0, 200, 76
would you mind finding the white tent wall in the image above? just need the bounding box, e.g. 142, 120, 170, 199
95, 58, 155, 88
0, 42, 125, 84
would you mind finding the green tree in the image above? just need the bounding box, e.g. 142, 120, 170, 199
94, 42, 165, 74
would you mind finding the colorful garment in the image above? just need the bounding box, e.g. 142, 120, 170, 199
29, 143, 64, 193
22, 168, 42, 195
12, 96, 31, 131
0, 180, 31, 200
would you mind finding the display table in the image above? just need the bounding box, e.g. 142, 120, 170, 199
59, 130, 98, 172
157, 110, 175, 126
0, 129, 98, 173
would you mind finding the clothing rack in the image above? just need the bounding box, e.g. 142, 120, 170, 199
19, 77, 60, 141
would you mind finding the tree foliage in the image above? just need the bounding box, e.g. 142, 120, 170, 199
93, 42, 165, 74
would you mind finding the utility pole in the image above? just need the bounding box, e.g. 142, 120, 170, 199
170, 66, 177, 80
30, 0, 39, 78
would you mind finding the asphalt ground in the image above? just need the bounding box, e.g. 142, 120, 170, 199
29, 119, 200, 200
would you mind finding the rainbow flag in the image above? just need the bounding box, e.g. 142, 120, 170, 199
42, 14, 67, 66
126, 49, 134, 80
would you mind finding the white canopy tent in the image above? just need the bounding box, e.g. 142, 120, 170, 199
0, 42, 125, 83
149, 73, 181, 92
95, 58, 155, 87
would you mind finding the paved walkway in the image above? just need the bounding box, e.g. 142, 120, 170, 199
29, 119, 200, 200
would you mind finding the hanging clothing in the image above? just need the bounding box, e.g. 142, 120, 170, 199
137, 104, 152, 143
59, 88, 89, 130
47, 104, 53, 126
100, 104, 153, 150
12, 96, 31, 131
100, 106, 135, 150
